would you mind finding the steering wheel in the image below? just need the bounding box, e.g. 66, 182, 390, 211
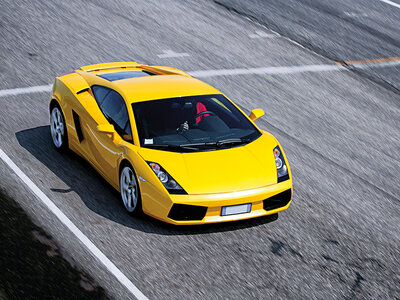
195, 110, 215, 120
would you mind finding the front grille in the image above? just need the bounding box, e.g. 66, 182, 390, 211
168, 204, 207, 221
263, 189, 292, 211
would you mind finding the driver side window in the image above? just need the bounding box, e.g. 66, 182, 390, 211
92, 85, 132, 142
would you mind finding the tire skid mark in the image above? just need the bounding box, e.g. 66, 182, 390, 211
268, 238, 303, 260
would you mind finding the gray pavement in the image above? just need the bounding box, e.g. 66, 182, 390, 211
216, 0, 400, 91
0, 0, 399, 299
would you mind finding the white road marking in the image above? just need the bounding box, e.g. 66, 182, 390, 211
379, 0, 400, 8
0, 84, 52, 97
343, 12, 368, 18
157, 49, 190, 58
0, 149, 148, 300
0, 59, 399, 97
349, 59, 400, 69
249, 30, 276, 38
189, 64, 344, 78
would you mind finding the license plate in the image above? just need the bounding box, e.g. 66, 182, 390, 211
221, 203, 251, 216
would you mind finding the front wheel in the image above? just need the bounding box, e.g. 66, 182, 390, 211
50, 105, 68, 151
120, 165, 142, 215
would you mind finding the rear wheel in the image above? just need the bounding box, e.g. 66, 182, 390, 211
50, 105, 68, 151
120, 165, 142, 215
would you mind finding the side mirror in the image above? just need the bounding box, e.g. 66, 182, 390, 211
97, 124, 115, 136
249, 108, 265, 121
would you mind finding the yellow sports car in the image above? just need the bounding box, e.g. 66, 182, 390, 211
49, 62, 292, 225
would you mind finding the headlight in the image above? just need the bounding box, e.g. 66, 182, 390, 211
147, 162, 187, 194
273, 146, 289, 182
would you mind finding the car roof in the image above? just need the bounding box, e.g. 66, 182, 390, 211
113, 74, 220, 103
76, 63, 221, 103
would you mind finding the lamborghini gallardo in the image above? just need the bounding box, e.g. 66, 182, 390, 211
49, 62, 292, 224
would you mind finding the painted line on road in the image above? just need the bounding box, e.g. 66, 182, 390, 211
249, 30, 276, 38
157, 49, 190, 58
336, 57, 400, 70
0, 64, 343, 96
348, 59, 400, 69
0, 149, 148, 300
0, 84, 52, 97
189, 64, 344, 78
343, 12, 369, 18
1, 57, 399, 97
338, 56, 400, 65
379, 0, 400, 9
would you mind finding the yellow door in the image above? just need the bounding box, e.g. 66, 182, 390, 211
85, 85, 132, 185
86, 118, 123, 185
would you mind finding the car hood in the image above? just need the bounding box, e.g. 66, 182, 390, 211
138, 133, 279, 194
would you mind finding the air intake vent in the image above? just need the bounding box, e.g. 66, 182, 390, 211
263, 189, 292, 211
168, 204, 207, 221
72, 110, 84, 142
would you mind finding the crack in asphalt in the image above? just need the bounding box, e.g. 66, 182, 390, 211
345, 272, 365, 300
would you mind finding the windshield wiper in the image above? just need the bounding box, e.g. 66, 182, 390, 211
180, 138, 250, 149
145, 138, 251, 152
215, 138, 250, 147
176, 142, 217, 149
144, 144, 199, 151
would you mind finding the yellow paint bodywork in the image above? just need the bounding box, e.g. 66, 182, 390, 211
50, 62, 292, 225
249, 108, 265, 121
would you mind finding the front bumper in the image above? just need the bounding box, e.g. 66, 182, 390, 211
143, 179, 292, 225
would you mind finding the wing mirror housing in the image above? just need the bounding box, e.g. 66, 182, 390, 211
97, 124, 115, 137
249, 108, 265, 121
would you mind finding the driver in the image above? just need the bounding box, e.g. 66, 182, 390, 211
176, 102, 210, 133
195, 102, 210, 124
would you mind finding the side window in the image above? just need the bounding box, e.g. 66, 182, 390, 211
92, 85, 111, 106
92, 86, 132, 142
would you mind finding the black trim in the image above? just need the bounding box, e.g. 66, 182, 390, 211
168, 204, 207, 221
275, 145, 290, 183
278, 174, 290, 183
72, 110, 84, 142
76, 87, 89, 94
263, 189, 292, 211
168, 189, 187, 194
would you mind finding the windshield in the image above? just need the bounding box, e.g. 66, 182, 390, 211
132, 94, 261, 152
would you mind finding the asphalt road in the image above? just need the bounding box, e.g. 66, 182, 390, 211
0, 0, 399, 299
216, 0, 400, 91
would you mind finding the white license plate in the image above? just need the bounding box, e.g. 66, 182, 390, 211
221, 203, 252, 216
